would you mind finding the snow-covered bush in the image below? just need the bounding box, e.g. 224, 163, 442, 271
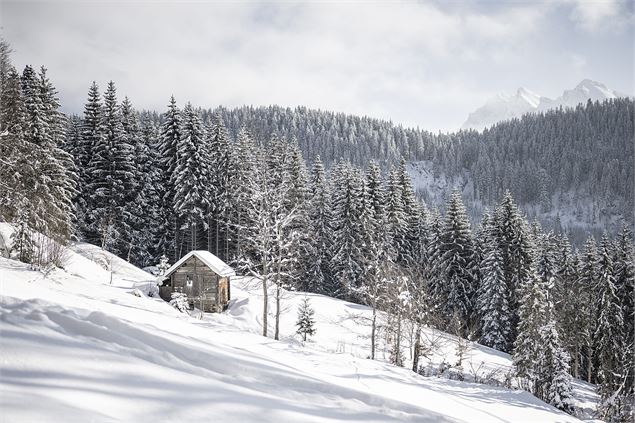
169, 292, 190, 314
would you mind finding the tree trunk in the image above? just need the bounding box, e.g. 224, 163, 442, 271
215, 219, 220, 257
262, 273, 268, 337
395, 312, 402, 366
274, 283, 281, 341
371, 306, 377, 360
412, 322, 421, 373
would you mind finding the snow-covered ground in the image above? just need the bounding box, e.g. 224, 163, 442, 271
0, 237, 597, 422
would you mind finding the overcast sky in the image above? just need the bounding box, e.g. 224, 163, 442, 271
1, 0, 633, 131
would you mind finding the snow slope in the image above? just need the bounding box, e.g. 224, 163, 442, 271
0, 240, 593, 422
462, 79, 624, 131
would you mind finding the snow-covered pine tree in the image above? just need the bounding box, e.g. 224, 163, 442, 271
532, 237, 574, 412
228, 127, 259, 262
296, 297, 317, 342
285, 138, 313, 291
206, 114, 231, 259
397, 158, 420, 266
125, 113, 162, 266
119, 96, 144, 262
173, 103, 209, 253
86, 81, 133, 252
594, 235, 627, 420
330, 161, 366, 301
494, 191, 534, 346
513, 271, 546, 392
78, 82, 102, 241
158, 96, 182, 262
553, 235, 583, 378
385, 167, 407, 262
305, 156, 333, 294
613, 224, 634, 400
38, 67, 76, 243
539, 320, 574, 412
578, 236, 599, 383
0, 68, 27, 226
477, 211, 511, 352
439, 189, 477, 334
16, 65, 76, 267
425, 208, 445, 325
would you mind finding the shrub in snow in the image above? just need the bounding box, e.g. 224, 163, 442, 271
169, 292, 190, 314
296, 297, 316, 342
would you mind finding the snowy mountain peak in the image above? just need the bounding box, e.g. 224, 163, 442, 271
462, 79, 624, 131
516, 87, 541, 108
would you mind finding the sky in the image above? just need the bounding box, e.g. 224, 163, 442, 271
1, 0, 633, 132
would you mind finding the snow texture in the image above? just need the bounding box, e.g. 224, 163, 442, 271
0, 240, 594, 422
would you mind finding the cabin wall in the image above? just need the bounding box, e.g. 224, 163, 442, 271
159, 255, 231, 313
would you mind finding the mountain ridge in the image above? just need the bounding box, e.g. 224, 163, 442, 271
462, 79, 625, 130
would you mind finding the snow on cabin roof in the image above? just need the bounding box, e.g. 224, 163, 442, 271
161, 250, 235, 279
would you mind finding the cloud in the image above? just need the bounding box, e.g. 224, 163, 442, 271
566, 0, 632, 32
1, 0, 632, 131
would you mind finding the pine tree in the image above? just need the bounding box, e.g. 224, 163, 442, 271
385, 168, 407, 261
330, 161, 366, 300
578, 237, 599, 383
86, 81, 134, 253
78, 82, 102, 240
206, 113, 231, 259
438, 189, 477, 333
539, 320, 574, 412
296, 297, 317, 341
0, 68, 27, 225
594, 235, 626, 419
228, 127, 259, 262
158, 96, 182, 261
513, 272, 546, 392
173, 103, 209, 252
553, 235, 583, 378
494, 191, 534, 346
613, 225, 634, 399
305, 156, 333, 294
477, 212, 511, 351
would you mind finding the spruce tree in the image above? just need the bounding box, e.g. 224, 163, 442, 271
86, 81, 134, 253
305, 156, 333, 294
79, 82, 102, 240
173, 103, 209, 252
477, 212, 511, 351
439, 189, 477, 332
158, 96, 182, 261
296, 297, 317, 341
578, 237, 599, 383
594, 235, 626, 418
330, 161, 366, 300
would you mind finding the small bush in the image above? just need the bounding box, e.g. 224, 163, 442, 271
169, 292, 190, 314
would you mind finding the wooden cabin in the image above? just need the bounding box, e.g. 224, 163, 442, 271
157, 250, 235, 313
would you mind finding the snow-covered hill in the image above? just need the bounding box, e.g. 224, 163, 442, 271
0, 237, 597, 422
462, 80, 624, 130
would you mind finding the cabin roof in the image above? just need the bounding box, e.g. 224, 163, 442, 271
161, 250, 236, 279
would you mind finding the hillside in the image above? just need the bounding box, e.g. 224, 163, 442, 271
0, 239, 598, 422
194, 99, 634, 242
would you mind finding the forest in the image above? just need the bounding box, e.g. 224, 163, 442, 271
0, 40, 633, 421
